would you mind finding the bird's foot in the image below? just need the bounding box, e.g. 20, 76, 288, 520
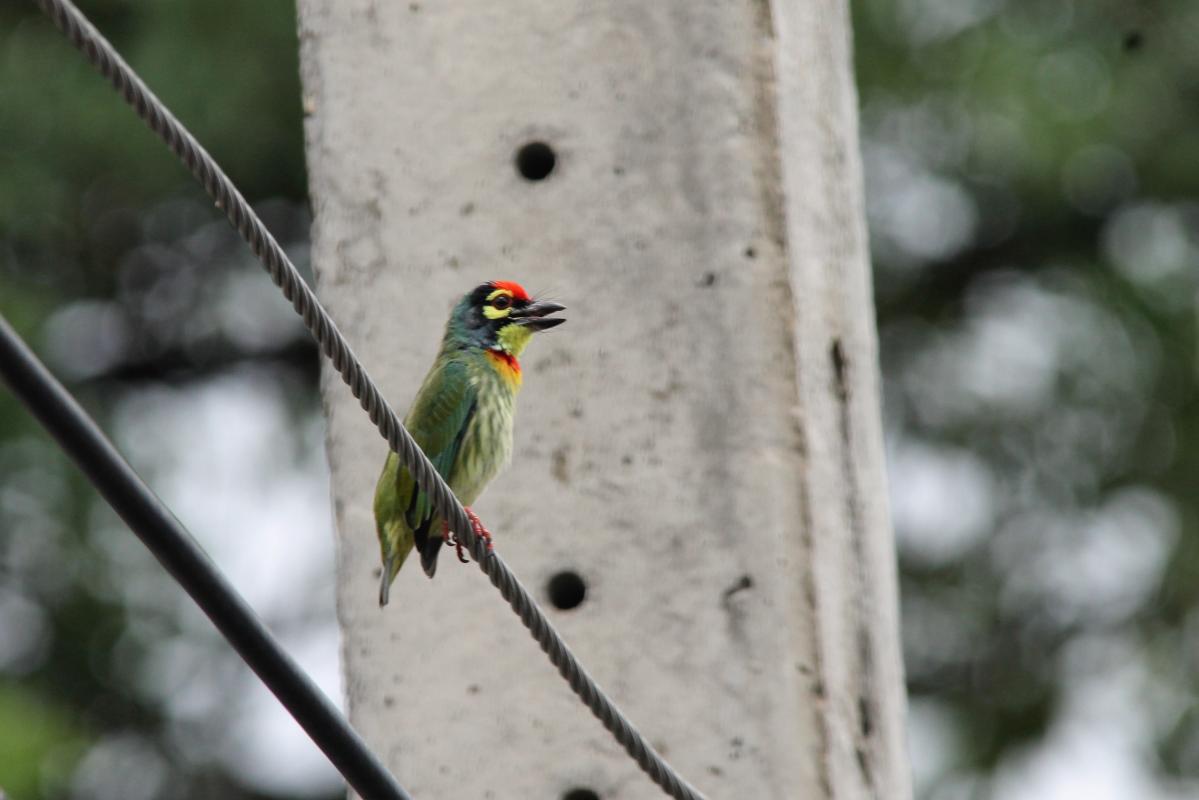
442, 519, 470, 564
463, 507, 494, 553
442, 509, 493, 563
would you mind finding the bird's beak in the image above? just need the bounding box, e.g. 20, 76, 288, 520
511, 300, 566, 331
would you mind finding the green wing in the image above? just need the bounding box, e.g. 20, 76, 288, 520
402, 358, 477, 535
373, 358, 476, 599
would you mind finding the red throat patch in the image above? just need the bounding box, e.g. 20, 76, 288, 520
490, 280, 530, 301
486, 349, 522, 384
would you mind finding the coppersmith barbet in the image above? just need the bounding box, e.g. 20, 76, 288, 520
373, 281, 565, 605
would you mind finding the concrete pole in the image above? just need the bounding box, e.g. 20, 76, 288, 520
297, 1, 909, 798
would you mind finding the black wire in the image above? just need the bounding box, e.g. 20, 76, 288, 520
0, 314, 414, 800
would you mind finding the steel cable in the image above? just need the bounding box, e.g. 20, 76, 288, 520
32, 1, 707, 798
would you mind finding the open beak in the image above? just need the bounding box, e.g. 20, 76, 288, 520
512, 299, 566, 331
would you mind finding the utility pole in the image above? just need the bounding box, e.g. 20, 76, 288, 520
297, 1, 909, 797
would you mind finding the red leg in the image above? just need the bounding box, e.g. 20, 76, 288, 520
463, 507, 494, 553
442, 519, 469, 563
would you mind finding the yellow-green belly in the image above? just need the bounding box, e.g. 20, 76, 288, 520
448, 363, 517, 506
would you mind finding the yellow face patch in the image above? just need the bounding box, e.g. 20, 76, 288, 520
482, 288, 514, 320
496, 322, 533, 357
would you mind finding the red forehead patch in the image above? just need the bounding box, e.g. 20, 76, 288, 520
490, 280, 530, 301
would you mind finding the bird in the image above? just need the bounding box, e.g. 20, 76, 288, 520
373, 280, 565, 606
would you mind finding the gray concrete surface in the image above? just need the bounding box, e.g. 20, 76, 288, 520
297, 1, 909, 797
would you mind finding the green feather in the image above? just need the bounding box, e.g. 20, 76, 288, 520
374, 357, 478, 604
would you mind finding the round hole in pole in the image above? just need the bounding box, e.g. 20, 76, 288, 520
547, 570, 586, 610
562, 789, 600, 800
516, 141, 557, 181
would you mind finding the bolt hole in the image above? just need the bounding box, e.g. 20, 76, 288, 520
547, 570, 587, 610
562, 790, 600, 800
516, 141, 557, 181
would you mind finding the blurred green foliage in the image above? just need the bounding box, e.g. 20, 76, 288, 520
0, 0, 304, 300
1, 0, 1197, 799
0, 684, 85, 799
854, 0, 1199, 796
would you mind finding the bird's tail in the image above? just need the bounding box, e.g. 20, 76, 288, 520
420, 535, 441, 578
378, 551, 398, 607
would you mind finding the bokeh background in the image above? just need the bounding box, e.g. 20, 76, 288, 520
1, 1, 1197, 798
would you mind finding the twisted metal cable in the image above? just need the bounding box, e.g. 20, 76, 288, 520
33, 1, 707, 798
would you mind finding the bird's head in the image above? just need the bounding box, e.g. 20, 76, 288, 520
449, 280, 565, 359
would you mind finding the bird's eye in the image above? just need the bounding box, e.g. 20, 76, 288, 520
492, 295, 511, 310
